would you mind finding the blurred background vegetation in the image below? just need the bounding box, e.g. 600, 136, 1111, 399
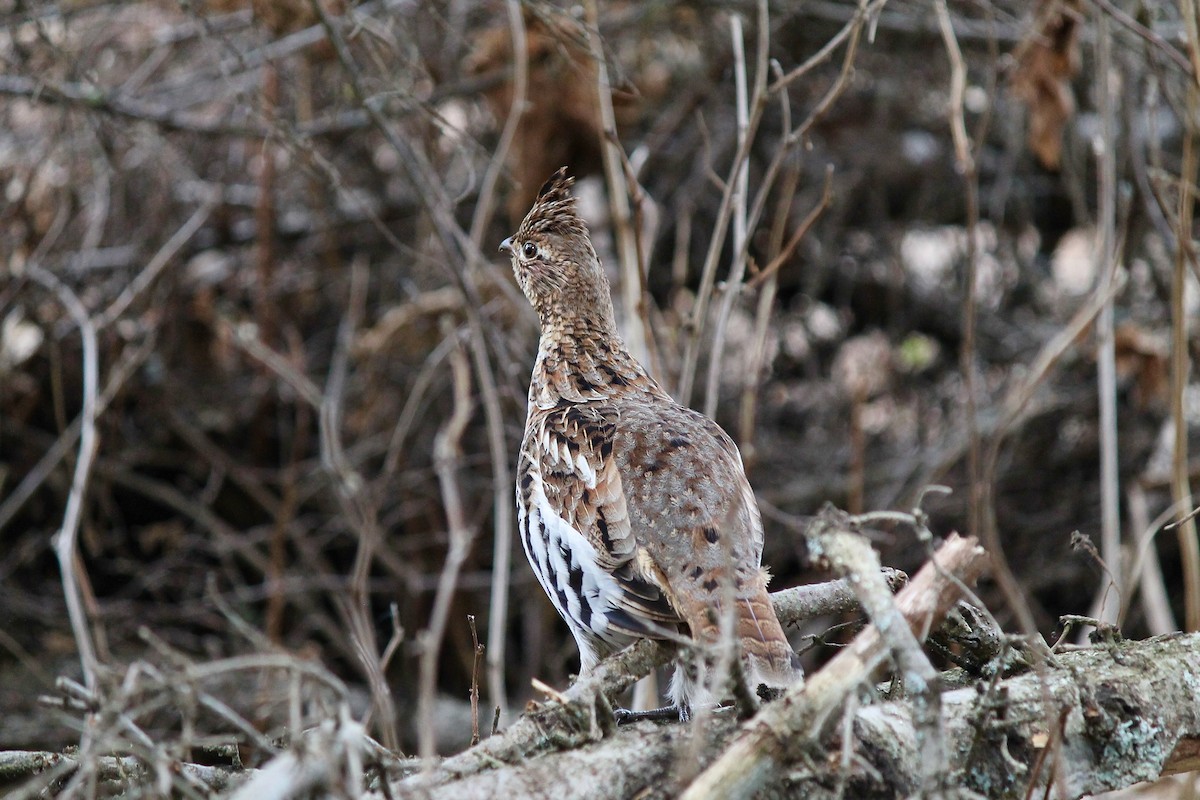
1, 0, 1197, 764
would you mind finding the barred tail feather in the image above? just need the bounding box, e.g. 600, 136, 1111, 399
737, 590, 804, 689
668, 584, 803, 710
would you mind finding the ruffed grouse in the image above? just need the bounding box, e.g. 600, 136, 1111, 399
501, 168, 802, 715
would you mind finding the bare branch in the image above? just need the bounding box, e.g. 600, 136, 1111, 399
583, 0, 656, 370
26, 266, 102, 694
681, 534, 987, 800
475, 0, 529, 723
1172, 0, 1200, 631
419, 324, 476, 762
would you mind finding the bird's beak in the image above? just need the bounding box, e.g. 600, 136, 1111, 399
499, 237, 513, 255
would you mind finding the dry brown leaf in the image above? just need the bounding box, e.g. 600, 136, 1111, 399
467, 8, 639, 224
1114, 322, 1169, 413
1012, 0, 1083, 170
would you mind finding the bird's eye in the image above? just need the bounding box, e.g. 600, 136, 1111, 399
521, 241, 538, 259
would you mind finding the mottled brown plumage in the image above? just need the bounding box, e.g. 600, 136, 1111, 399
502, 168, 802, 711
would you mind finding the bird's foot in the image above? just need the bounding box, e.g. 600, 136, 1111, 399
613, 704, 687, 725
613, 702, 737, 724
756, 683, 788, 703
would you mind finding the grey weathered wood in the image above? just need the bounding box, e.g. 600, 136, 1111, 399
398, 633, 1200, 800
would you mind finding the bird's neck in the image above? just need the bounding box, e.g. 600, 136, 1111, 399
538, 300, 617, 339
535, 294, 622, 362
538, 324, 619, 364
530, 315, 653, 406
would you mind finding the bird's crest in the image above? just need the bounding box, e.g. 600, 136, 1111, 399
518, 166, 587, 238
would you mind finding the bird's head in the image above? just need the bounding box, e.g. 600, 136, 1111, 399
500, 168, 615, 330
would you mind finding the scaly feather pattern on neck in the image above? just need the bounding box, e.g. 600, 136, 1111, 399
529, 322, 660, 410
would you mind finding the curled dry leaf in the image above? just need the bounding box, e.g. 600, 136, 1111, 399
1012, 0, 1083, 170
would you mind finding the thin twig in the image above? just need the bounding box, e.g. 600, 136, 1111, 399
419, 322, 476, 763
254, 63, 279, 346
319, 257, 399, 749
0, 328, 156, 535
583, 0, 656, 371
92, 196, 218, 331
769, 0, 885, 93
1171, 10, 1200, 629
1090, 9, 1123, 629
468, 615, 484, 747
468, 0, 527, 249
744, 166, 833, 291
702, 3, 767, 421
382, 334, 458, 477
224, 319, 323, 405
812, 508, 947, 793
679, 0, 878, 405
1084, 0, 1194, 77
933, 0, 982, 544
1120, 486, 1183, 633
26, 266, 102, 694
738, 91, 799, 448
475, 0, 528, 723
982, 272, 1127, 639
676, 19, 770, 403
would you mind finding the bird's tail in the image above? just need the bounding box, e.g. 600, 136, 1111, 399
734, 587, 805, 690
668, 570, 803, 709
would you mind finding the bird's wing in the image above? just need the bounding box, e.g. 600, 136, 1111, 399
610, 400, 794, 663
519, 402, 683, 638
613, 401, 766, 571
